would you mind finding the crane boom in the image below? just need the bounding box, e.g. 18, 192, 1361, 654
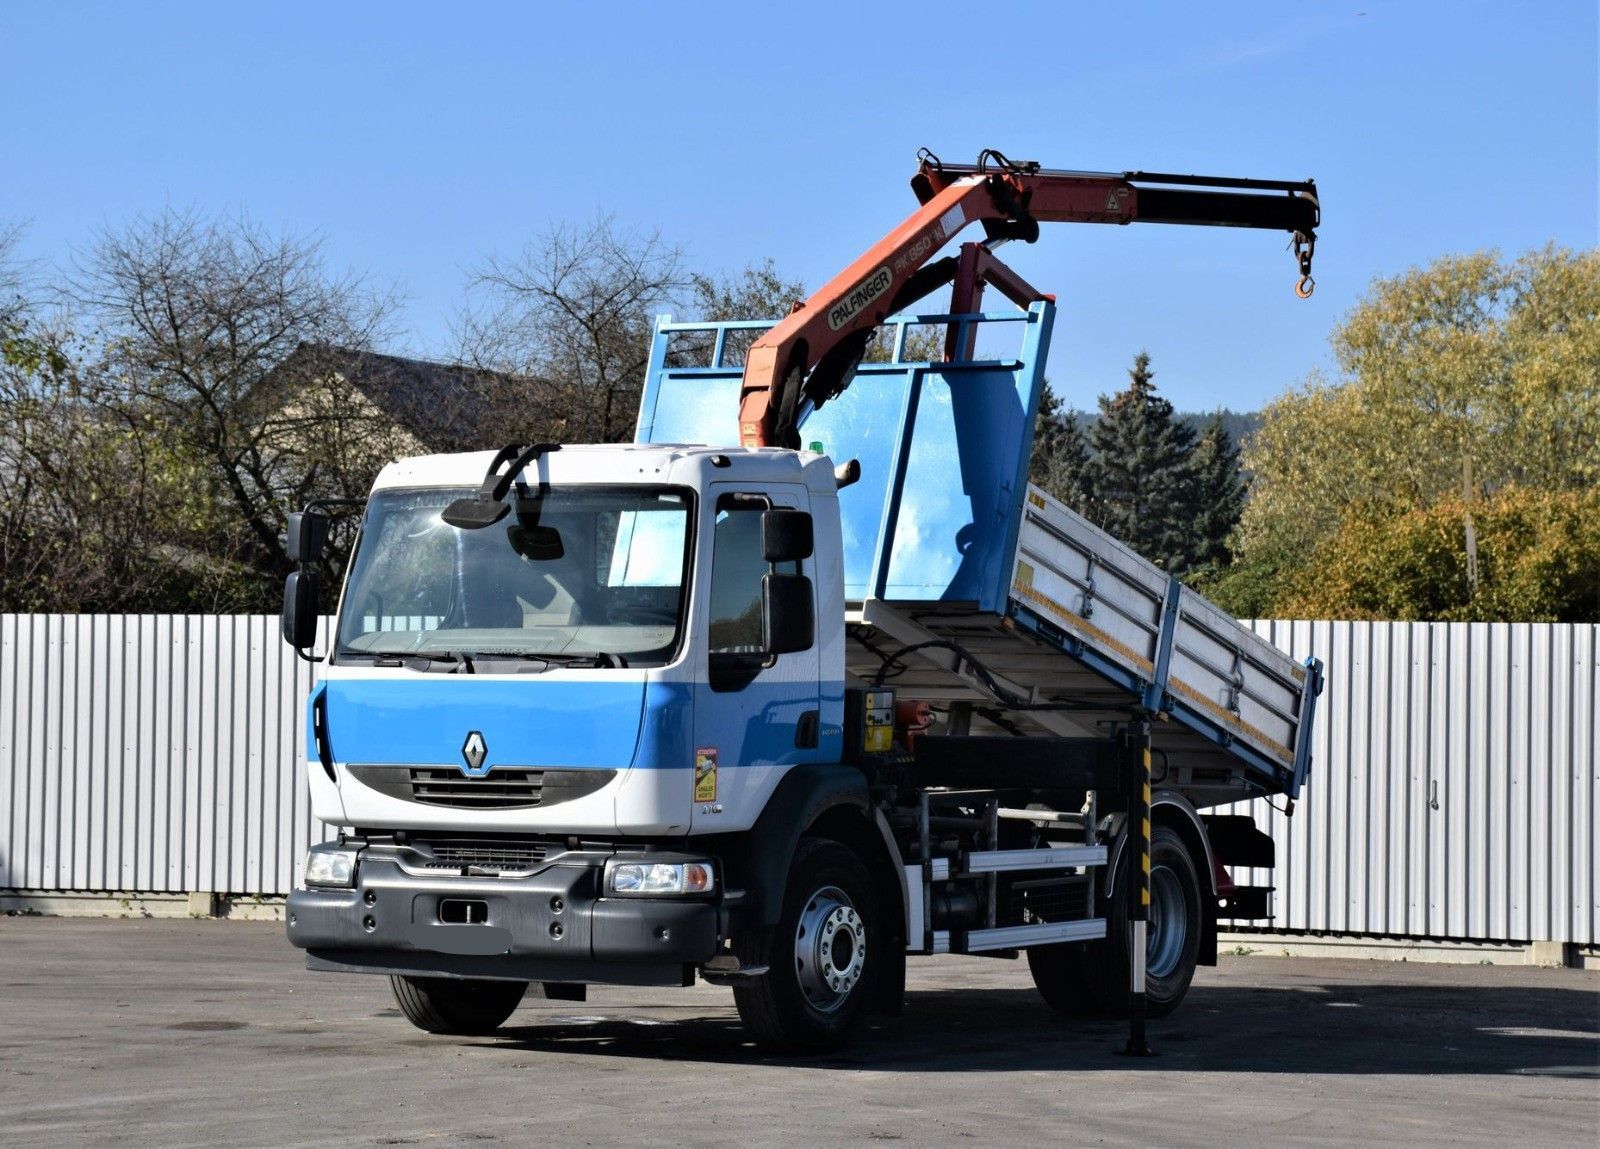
738, 150, 1319, 448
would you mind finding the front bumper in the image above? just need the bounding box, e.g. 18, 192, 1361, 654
286, 845, 723, 986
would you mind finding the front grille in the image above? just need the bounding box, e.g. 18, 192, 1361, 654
409, 767, 544, 808
414, 838, 551, 872
347, 764, 616, 810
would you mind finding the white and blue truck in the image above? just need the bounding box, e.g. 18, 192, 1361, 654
281, 154, 1324, 1051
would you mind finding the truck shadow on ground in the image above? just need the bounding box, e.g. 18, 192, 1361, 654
480, 979, 1600, 1076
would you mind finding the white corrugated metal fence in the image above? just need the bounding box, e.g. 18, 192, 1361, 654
1225, 621, 1596, 946
0, 615, 332, 898
1, 614, 1595, 944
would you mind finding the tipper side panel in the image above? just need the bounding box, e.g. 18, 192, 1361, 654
1009, 485, 1323, 797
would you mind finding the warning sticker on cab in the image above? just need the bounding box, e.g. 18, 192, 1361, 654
693, 747, 718, 802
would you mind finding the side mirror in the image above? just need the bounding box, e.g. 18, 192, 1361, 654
282, 569, 322, 649
762, 509, 814, 564
286, 511, 331, 564
762, 572, 814, 655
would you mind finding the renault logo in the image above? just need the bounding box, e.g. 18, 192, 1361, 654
461, 731, 490, 777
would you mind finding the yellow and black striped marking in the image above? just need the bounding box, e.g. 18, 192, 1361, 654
1135, 747, 1151, 914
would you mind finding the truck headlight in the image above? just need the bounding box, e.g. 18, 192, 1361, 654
604, 859, 715, 897
304, 847, 358, 888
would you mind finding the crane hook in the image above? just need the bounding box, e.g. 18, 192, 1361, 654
1292, 230, 1316, 299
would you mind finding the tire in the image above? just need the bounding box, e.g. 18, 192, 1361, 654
389, 975, 527, 1035
733, 837, 879, 1052
1025, 938, 1093, 1015
1027, 825, 1203, 1019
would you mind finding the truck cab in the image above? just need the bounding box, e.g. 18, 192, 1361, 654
288, 444, 858, 1000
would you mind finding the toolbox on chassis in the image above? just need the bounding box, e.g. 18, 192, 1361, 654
281, 152, 1323, 1050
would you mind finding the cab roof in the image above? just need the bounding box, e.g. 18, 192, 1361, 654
370, 443, 840, 498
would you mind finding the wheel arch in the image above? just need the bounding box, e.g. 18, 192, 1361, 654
717, 764, 906, 1014
719, 764, 871, 927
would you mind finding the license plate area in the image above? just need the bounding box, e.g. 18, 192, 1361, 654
439, 898, 489, 924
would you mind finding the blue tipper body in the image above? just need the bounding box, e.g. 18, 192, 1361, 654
635, 302, 1322, 801
636, 304, 1056, 612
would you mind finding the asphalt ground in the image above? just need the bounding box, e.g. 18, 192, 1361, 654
0, 918, 1595, 1148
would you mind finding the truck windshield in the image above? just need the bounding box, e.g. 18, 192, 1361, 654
336, 486, 691, 666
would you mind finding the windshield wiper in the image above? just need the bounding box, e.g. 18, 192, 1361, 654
355, 649, 627, 672
553, 651, 629, 669
368, 651, 476, 673
458, 650, 630, 670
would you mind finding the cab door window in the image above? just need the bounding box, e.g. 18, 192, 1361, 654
708, 496, 770, 654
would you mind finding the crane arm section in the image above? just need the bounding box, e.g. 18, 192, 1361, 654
738, 152, 1320, 448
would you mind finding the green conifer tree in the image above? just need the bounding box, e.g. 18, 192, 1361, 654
1186, 413, 1247, 573
1089, 351, 1196, 571
1029, 384, 1098, 517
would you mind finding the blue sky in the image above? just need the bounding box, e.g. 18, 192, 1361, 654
4, 3, 1595, 411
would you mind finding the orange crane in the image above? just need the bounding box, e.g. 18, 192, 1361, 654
737, 148, 1320, 449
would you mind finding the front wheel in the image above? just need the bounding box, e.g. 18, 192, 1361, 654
1027, 824, 1203, 1018
733, 838, 879, 1052
389, 975, 526, 1035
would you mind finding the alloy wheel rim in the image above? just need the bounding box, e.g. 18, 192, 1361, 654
1147, 864, 1187, 979
793, 885, 866, 1013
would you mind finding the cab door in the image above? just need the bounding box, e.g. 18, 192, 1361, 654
689, 484, 820, 832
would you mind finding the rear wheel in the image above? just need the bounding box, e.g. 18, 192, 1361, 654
1027, 825, 1202, 1018
733, 837, 878, 1052
389, 975, 527, 1035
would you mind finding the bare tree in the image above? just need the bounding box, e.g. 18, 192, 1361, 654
671, 258, 808, 369
0, 223, 29, 330
689, 253, 950, 368
690, 258, 806, 321
457, 215, 687, 443
69, 209, 396, 607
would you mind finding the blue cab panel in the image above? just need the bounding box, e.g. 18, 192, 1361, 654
635, 304, 1055, 612
314, 678, 648, 771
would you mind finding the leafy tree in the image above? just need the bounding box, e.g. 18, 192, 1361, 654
1089, 351, 1197, 571
1, 231, 219, 611
0, 222, 28, 334
1224, 245, 1600, 620
1279, 487, 1600, 622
